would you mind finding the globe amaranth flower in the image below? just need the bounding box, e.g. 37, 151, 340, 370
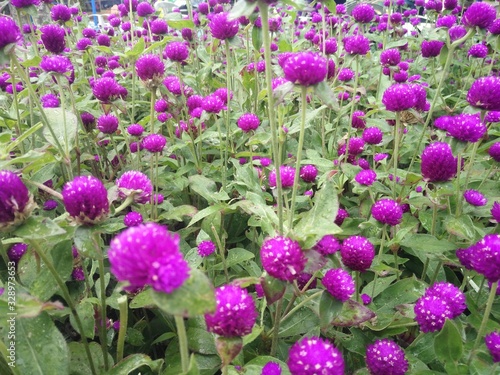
97, 114, 119, 134
485, 331, 500, 363
151, 19, 168, 35
8, 243, 27, 265
464, 189, 487, 207
490, 143, 500, 163
324, 38, 337, 55
40, 24, 66, 54
201, 93, 225, 113
135, 54, 165, 82
142, 134, 166, 153
338, 68, 355, 82
268, 166, 295, 188
458, 234, 500, 282
62, 175, 109, 225
0, 170, 35, 230
287, 336, 344, 375
123, 211, 143, 227
237, 113, 260, 132
467, 76, 500, 111
314, 235, 341, 256
109, 223, 190, 293
260, 236, 306, 282
489, 19, 500, 35
299, 164, 317, 183
322, 268, 355, 302
382, 84, 417, 112
436, 15, 456, 29
343, 34, 370, 55
198, 240, 216, 257
76, 37, 92, 50
351, 110, 366, 129
352, 3, 375, 23
282, 52, 327, 87
43, 199, 58, 210
0, 17, 21, 52
209, 12, 239, 40
97, 34, 110, 47
366, 339, 408, 375
468, 44, 488, 59
116, 170, 153, 204
447, 113, 486, 143
262, 362, 281, 375
372, 198, 403, 226
51, 4, 71, 22
463, 2, 496, 29
41, 93, 59, 108
335, 208, 349, 226
491, 202, 500, 223
340, 236, 375, 272
214, 87, 232, 105
127, 123, 144, 136
92, 77, 126, 103
136, 1, 154, 17
362, 127, 383, 145
355, 169, 377, 186
380, 48, 401, 66
421, 142, 457, 182
425, 282, 466, 318
165, 41, 189, 62
421, 40, 444, 58
414, 294, 453, 333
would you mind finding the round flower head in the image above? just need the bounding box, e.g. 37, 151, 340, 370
485, 331, 500, 363
492, 202, 500, 223
165, 41, 189, 62
343, 34, 370, 56
436, 15, 456, 29
0, 170, 35, 230
335, 208, 349, 226
10, 0, 39, 8
363, 127, 383, 145
198, 240, 216, 257
283, 52, 327, 87
201, 94, 225, 113
97, 114, 119, 134
41, 94, 59, 108
447, 114, 486, 143
464, 189, 487, 207
209, 12, 239, 40
421, 142, 457, 182
425, 282, 466, 319
299, 164, 318, 183
268, 166, 295, 189
434, 115, 453, 131
8, 243, 27, 265
92, 77, 124, 103
490, 142, 500, 161
0, 17, 21, 52
352, 110, 366, 129
40, 24, 66, 54
237, 113, 260, 132
287, 336, 344, 375
361, 294, 372, 305
468, 44, 488, 59
142, 134, 166, 153
40, 55, 73, 76
323, 268, 355, 302
486, 111, 500, 123
324, 38, 337, 55
382, 84, 417, 111
414, 294, 453, 333
43, 199, 58, 210
338, 68, 355, 82
123, 211, 143, 227
109, 223, 190, 293
314, 235, 341, 256
355, 169, 377, 186
371, 199, 403, 226
205, 285, 257, 337
51, 4, 71, 22
137, 1, 154, 17
135, 54, 165, 82
116, 171, 153, 204
340, 235, 375, 272
468, 235, 500, 282
260, 236, 306, 282
127, 124, 144, 136
463, 2, 496, 29
352, 3, 375, 23
97, 34, 110, 47
62, 175, 109, 225
151, 19, 168, 35
366, 339, 408, 375
380, 48, 401, 66
421, 40, 444, 58
489, 19, 500, 35
262, 362, 281, 375
467, 76, 500, 111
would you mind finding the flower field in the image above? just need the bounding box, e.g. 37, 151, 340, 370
1, 0, 500, 374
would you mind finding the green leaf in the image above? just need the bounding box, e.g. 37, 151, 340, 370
434, 320, 463, 363
229, 0, 258, 19
69, 299, 95, 339
331, 299, 376, 327
74, 226, 104, 259
167, 19, 195, 30
13, 216, 65, 240
400, 234, 457, 254
125, 37, 145, 58
444, 216, 476, 241
130, 289, 156, 309
188, 203, 228, 228
251, 25, 262, 51
6, 123, 43, 153
314, 81, 339, 110
189, 175, 230, 204
21, 55, 41, 68
152, 269, 215, 317
211, 248, 255, 271
319, 291, 344, 329
231, 192, 278, 236
261, 274, 286, 305
107, 354, 163, 375
42, 108, 78, 153
68, 342, 113, 375
160, 205, 198, 222
279, 306, 320, 338
294, 179, 341, 249
187, 328, 218, 355
184, 354, 200, 375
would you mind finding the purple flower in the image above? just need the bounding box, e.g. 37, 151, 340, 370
0, 170, 34, 229
8, 243, 27, 265
260, 236, 306, 282
269, 166, 295, 188
464, 189, 487, 207
382, 84, 417, 112
41, 94, 59, 108
43, 199, 58, 210
489, 19, 500, 35
421, 40, 444, 58
361, 294, 371, 305
10, 0, 39, 7
338, 68, 355, 82
335, 208, 349, 226
463, 2, 496, 29
372, 198, 403, 226
362, 127, 383, 145
447, 113, 486, 143
491, 202, 500, 223
380, 48, 401, 66
76, 37, 92, 50
127, 124, 144, 136
209, 12, 239, 40
0, 17, 21, 52
322, 268, 355, 302
486, 111, 500, 123
142, 134, 166, 153
109, 223, 190, 293
116, 170, 153, 204
261, 362, 281, 375
449, 25, 467, 42
340, 236, 375, 272
136, 1, 154, 17
355, 169, 377, 186
299, 164, 317, 183
135, 54, 165, 82
165, 41, 189, 62
201, 94, 225, 113
343, 34, 370, 55
421, 142, 457, 182
425, 282, 466, 318
283, 52, 327, 86
467, 76, 500, 111
366, 339, 408, 375
51, 4, 71, 22
151, 19, 168, 35
436, 15, 456, 28
351, 110, 366, 129
198, 240, 216, 257
81, 112, 95, 130
123, 211, 143, 227
39, 55, 73, 76
40, 24, 66, 54
352, 3, 375, 23
314, 235, 341, 256
92, 77, 125, 103
97, 114, 119, 134
287, 336, 344, 375
468, 44, 488, 59
414, 295, 453, 333
467, 235, 500, 282
62, 175, 109, 225
485, 331, 500, 363
237, 113, 260, 132
72, 266, 85, 281
324, 38, 337, 54
205, 285, 257, 337
97, 34, 110, 47
434, 115, 453, 131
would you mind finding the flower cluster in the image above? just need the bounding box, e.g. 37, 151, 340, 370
287, 336, 344, 375
457, 234, 500, 282
260, 236, 306, 282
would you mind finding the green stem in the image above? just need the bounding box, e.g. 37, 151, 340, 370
175, 315, 189, 373
95, 234, 109, 371
116, 295, 128, 363
429, 261, 442, 285
211, 225, 229, 283
270, 298, 283, 357
355, 271, 360, 302
463, 141, 479, 191
149, 88, 156, 133
223, 41, 232, 190
372, 225, 388, 297
455, 152, 463, 218
392, 112, 401, 198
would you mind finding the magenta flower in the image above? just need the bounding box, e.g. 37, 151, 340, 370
463, 2, 496, 29
135, 54, 165, 82
355, 169, 377, 186
41, 94, 59, 108
92, 77, 126, 103
282, 52, 327, 86
467, 76, 500, 111
352, 3, 375, 23
299, 164, 318, 183
269, 166, 295, 188
366, 339, 408, 375
425, 282, 466, 318
116, 170, 153, 204
447, 113, 486, 143
0, 17, 21, 52
198, 240, 216, 257
237, 113, 260, 132
0, 170, 33, 230
485, 331, 500, 363
459, 235, 500, 282
201, 94, 225, 113
492, 202, 500, 223
340, 236, 375, 272
51, 4, 71, 22
123, 211, 143, 227
372, 199, 403, 226
127, 124, 144, 136
7, 243, 28, 265
136, 1, 154, 17
414, 295, 453, 333
335, 208, 349, 226
97, 114, 119, 134
421, 40, 444, 58
260, 236, 306, 282
343, 34, 370, 55
468, 43, 488, 59
322, 268, 355, 302
314, 235, 341, 256
362, 127, 383, 145
142, 134, 166, 153
464, 189, 487, 207
151, 19, 168, 35
421, 142, 457, 182
40, 24, 66, 54
287, 337, 344, 375
382, 84, 417, 112
380, 48, 401, 66
209, 12, 239, 40
165, 41, 189, 62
